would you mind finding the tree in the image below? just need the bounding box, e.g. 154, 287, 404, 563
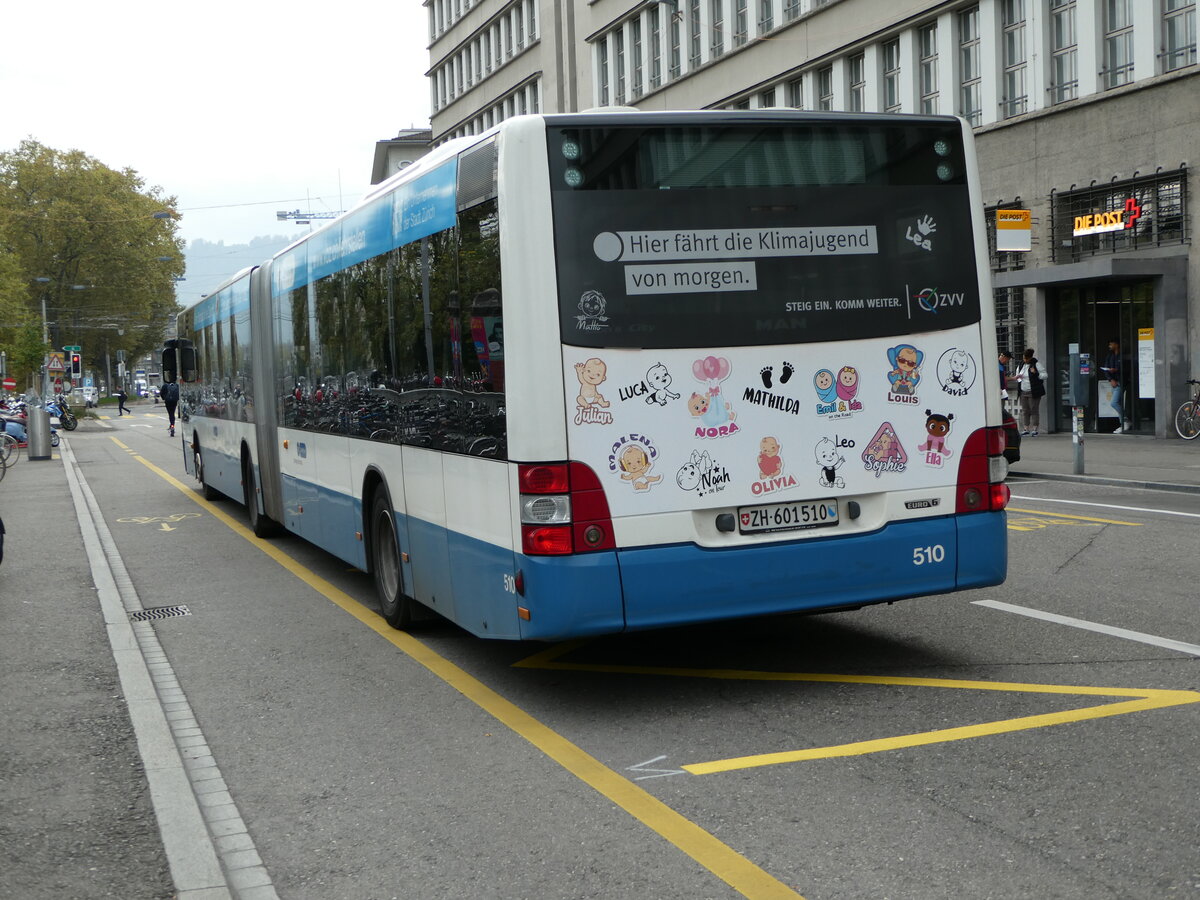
0, 140, 184, 386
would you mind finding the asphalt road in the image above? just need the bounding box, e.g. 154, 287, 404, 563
3, 412, 1198, 900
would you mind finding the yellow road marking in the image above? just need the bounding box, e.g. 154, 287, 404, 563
516, 645, 1200, 776
1007, 506, 1143, 527
133, 454, 803, 900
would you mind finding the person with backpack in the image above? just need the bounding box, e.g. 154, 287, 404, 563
160, 381, 180, 436
1016, 348, 1045, 435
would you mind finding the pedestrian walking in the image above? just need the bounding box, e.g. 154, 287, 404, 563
1099, 339, 1131, 432
160, 381, 179, 436
116, 387, 130, 416
1015, 348, 1045, 435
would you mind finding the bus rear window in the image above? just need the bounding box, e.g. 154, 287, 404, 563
548, 118, 982, 350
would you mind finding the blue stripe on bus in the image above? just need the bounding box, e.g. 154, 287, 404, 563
611, 513, 1006, 635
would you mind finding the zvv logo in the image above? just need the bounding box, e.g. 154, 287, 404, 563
914, 287, 966, 314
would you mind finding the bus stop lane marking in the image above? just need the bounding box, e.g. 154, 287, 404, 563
1006, 506, 1143, 531
135, 454, 804, 900
514, 644, 1200, 776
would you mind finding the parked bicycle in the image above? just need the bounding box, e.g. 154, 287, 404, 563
1175, 379, 1200, 440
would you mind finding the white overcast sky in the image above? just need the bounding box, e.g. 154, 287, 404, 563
0, 1, 431, 250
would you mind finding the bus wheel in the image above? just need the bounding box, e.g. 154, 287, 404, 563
243, 457, 276, 538
371, 490, 414, 630
194, 444, 218, 500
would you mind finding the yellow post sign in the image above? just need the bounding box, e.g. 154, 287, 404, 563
995, 208, 1031, 252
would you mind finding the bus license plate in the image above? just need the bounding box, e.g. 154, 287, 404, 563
738, 499, 839, 535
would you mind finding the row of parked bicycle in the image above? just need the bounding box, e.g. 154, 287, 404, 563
0, 394, 78, 480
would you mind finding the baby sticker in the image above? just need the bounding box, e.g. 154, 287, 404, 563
862, 421, 908, 477
886, 344, 924, 405
608, 434, 663, 492
619, 362, 681, 406
814, 437, 847, 489
576, 290, 609, 332
916, 410, 954, 467
751, 436, 797, 496
690, 355, 738, 438
574, 357, 614, 425
815, 365, 864, 419
936, 348, 977, 397
675, 450, 731, 497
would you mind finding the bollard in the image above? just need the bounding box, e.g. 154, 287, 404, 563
27, 405, 52, 460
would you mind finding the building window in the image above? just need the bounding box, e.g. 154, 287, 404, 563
689, 0, 702, 68
1050, 0, 1078, 104
526, 0, 537, 40
649, 5, 663, 88
1104, 0, 1135, 88
958, 6, 982, 125
1164, 0, 1197, 71
710, 0, 725, 57
848, 53, 865, 111
759, 0, 774, 33
919, 23, 939, 113
632, 16, 644, 98
787, 76, 803, 108
785, 0, 801, 22
760, 86, 776, 107
598, 36, 610, 105
735, 0, 749, 47
1002, 0, 1027, 117
882, 38, 901, 113
615, 28, 626, 104
515, 3, 524, 49
669, 7, 682, 78
817, 65, 834, 110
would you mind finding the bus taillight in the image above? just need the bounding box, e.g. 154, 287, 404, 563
518, 462, 614, 555
955, 427, 1011, 513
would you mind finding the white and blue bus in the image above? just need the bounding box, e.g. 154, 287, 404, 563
170, 110, 1009, 641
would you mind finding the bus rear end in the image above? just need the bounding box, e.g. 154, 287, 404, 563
511, 112, 1007, 639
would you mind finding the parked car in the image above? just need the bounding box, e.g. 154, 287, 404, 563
1002, 409, 1021, 465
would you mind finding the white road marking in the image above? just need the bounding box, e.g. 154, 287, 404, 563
1009, 494, 1200, 520
973, 599, 1200, 657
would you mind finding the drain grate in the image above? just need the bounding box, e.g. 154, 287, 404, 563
130, 605, 192, 622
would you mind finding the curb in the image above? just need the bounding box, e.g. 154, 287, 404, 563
1008, 471, 1200, 495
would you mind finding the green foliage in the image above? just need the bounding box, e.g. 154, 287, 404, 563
0, 139, 184, 384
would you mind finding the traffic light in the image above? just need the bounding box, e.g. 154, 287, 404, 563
70, 353, 82, 380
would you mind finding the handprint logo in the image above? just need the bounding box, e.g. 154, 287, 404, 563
906, 215, 937, 251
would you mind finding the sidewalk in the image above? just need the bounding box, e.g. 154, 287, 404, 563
1009, 429, 1200, 493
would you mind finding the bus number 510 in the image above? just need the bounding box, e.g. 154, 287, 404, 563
913, 544, 945, 565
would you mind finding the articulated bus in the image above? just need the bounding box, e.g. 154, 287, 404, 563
171, 110, 1009, 641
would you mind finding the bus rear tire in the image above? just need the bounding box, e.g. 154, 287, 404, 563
194, 443, 219, 500
243, 457, 277, 537
371, 490, 414, 630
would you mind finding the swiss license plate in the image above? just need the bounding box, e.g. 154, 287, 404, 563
738, 499, 839, 535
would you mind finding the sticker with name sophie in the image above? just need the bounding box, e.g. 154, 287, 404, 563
861, 421, 908, 477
